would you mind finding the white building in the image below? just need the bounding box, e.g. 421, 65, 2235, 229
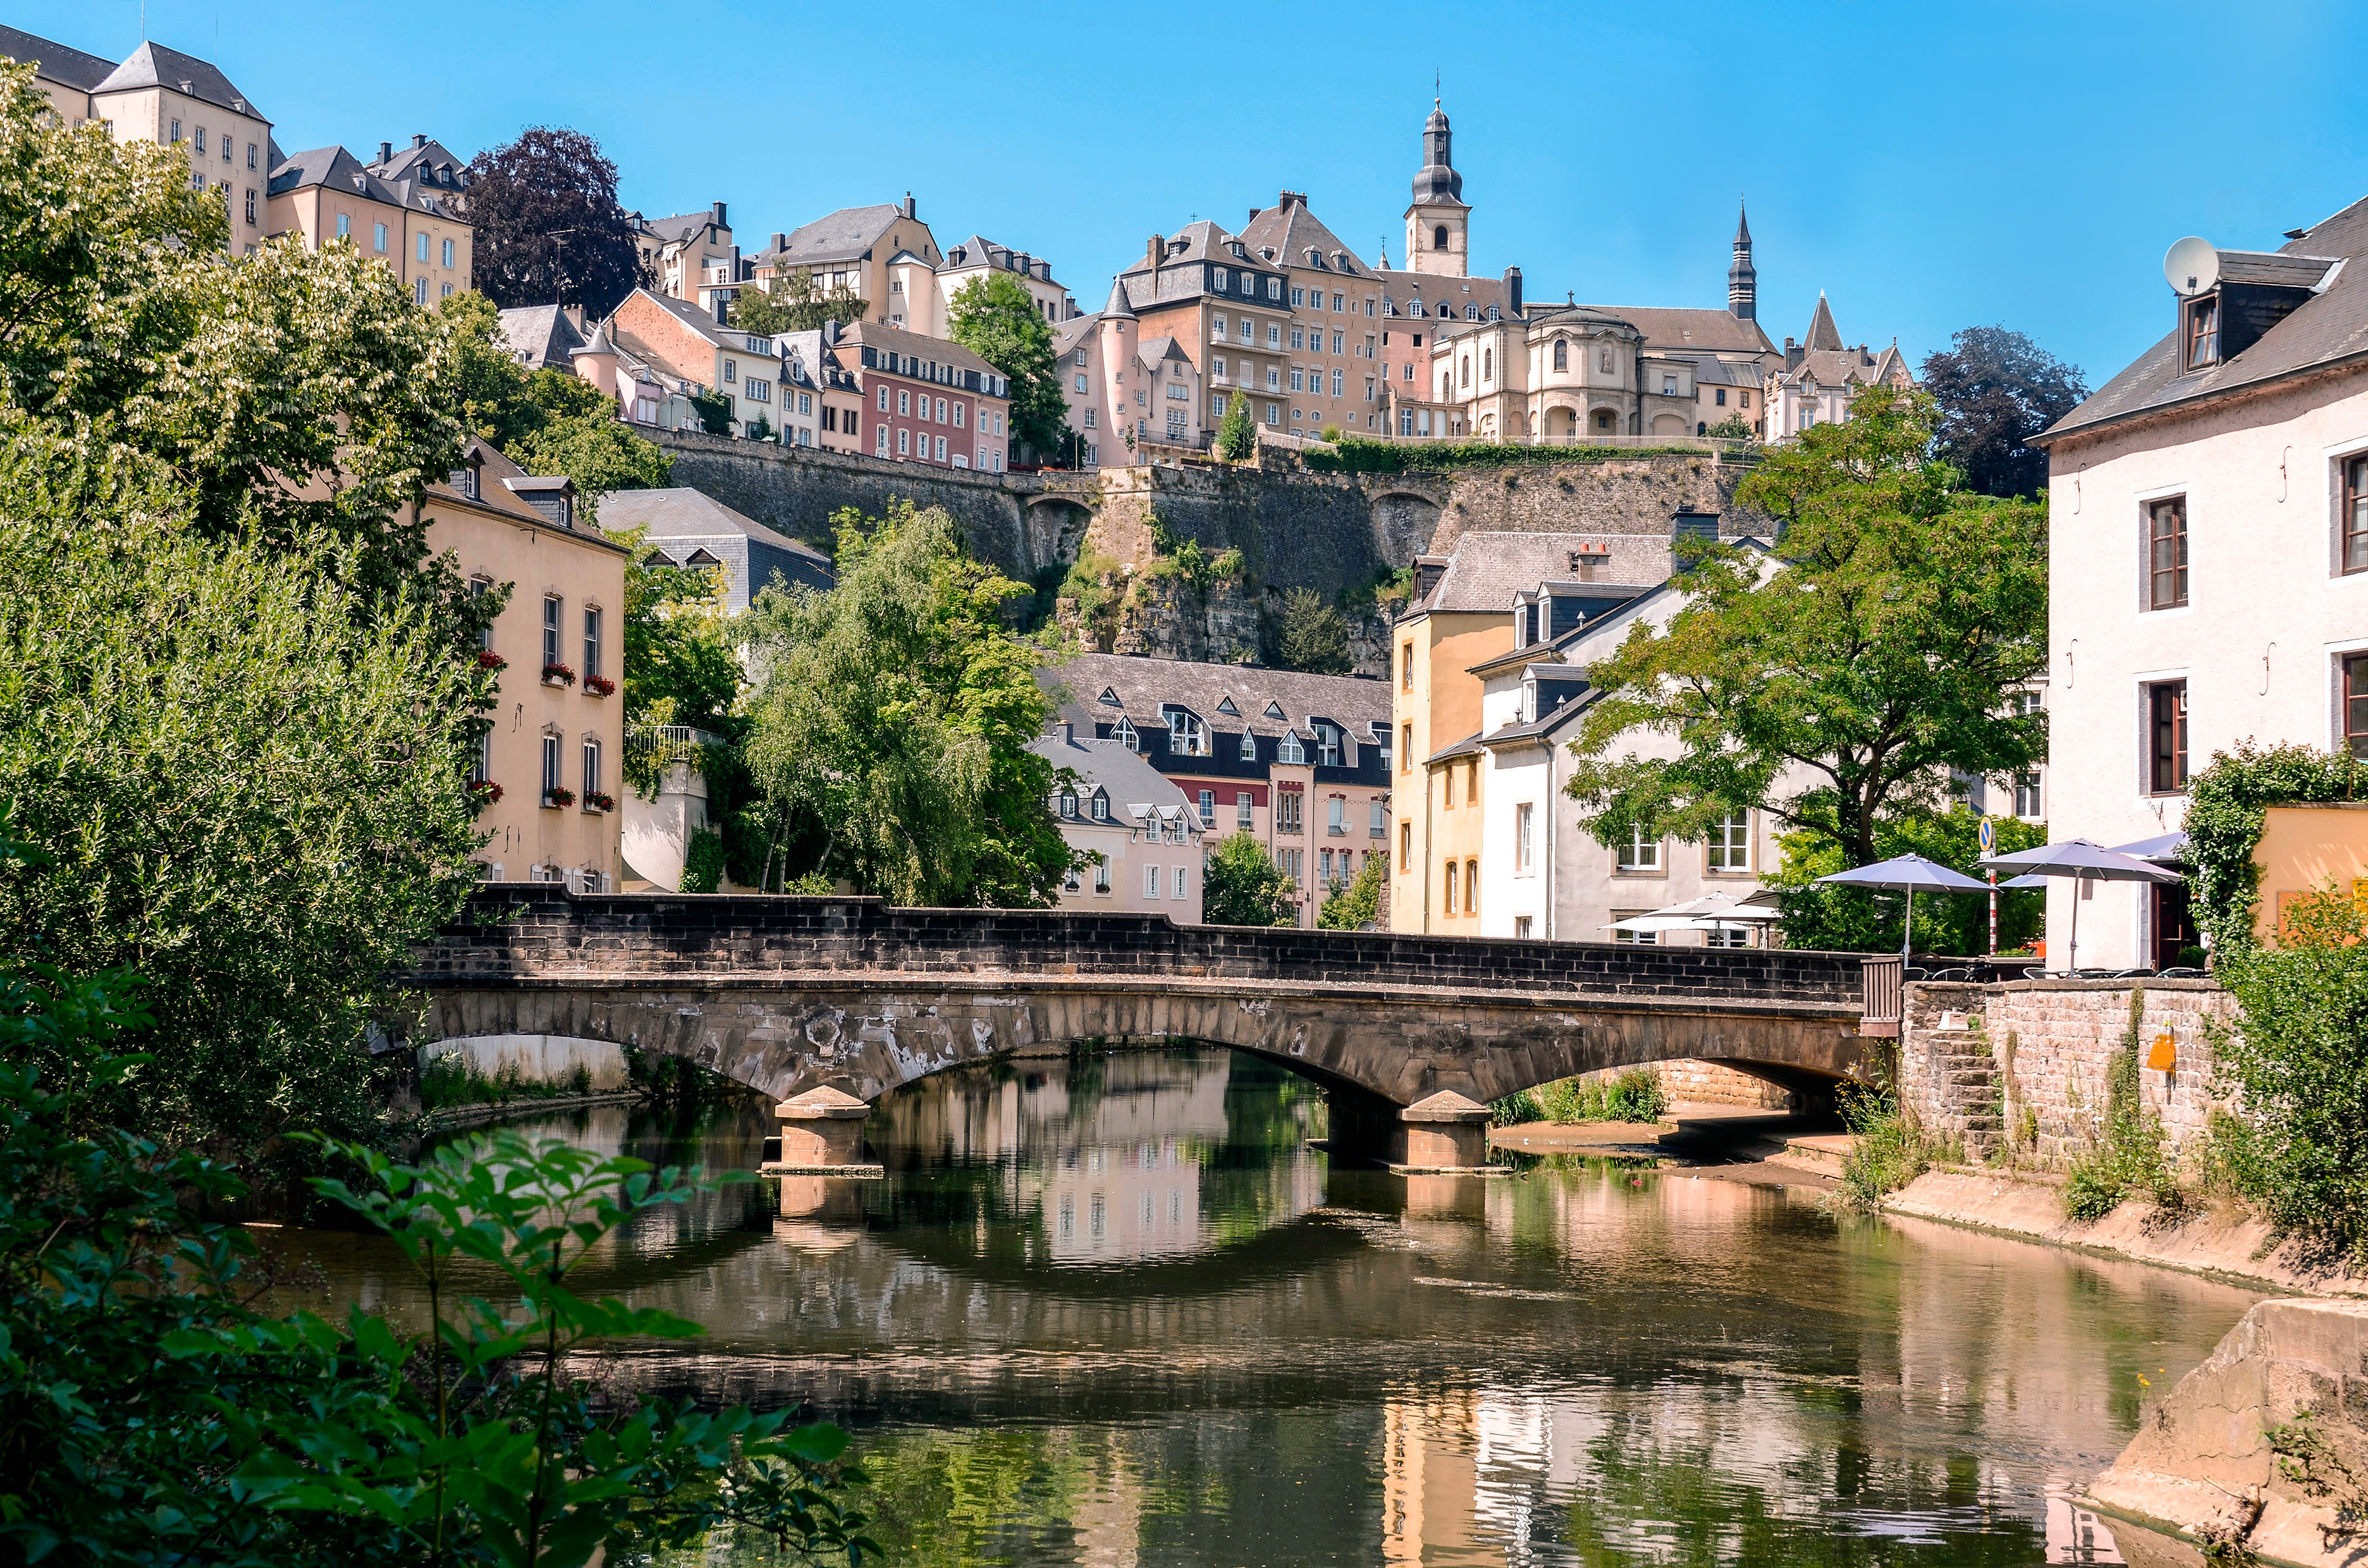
1764, 295, 1913, 441
1028, 723, 1206, 921
2035, 197, 2368, 969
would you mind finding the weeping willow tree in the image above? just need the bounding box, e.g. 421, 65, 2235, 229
740, 502, 1079, 905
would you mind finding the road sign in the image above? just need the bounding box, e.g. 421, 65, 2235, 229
1978, 818, 1996, 857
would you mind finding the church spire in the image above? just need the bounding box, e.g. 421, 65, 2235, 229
1727, 197, 1756, 322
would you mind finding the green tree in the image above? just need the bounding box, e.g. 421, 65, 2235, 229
1277, 587, 1353, 674
1562, 386, 2048, 869
742, 502, 1078, 904
0, 963, 873, 1565
0, 510, 488, 1160
730, 269, 868, 336
1215, 388, 1257, 461
1204, 831, 1297, 927
1766, 807, 2049, 954
1317, 851, 1387, 929
1704, 411, 1757, 442
947, 271, 1066, 463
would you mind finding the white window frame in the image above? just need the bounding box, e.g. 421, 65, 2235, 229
1616, 824, 1662, 872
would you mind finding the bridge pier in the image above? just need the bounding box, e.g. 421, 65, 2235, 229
766, 1086, 884, 1178
1390, 1091, 1500, 1175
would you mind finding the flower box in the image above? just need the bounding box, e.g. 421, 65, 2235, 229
475, 649, 508, 672
541, 663, 577, 687
583, 675, 617, 698
542, 787, 575, 809
582, 792, 616, 813
469, 780, 504, 805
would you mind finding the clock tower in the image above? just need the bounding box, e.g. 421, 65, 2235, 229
1403, 101, 1469, 279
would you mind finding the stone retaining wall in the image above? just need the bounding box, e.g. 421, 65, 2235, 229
1898, 977, 2234, 1165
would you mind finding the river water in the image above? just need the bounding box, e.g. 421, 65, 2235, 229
281, 1049, 2258, 1566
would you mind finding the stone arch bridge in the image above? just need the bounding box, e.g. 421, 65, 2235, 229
405, 890, 1877, 1170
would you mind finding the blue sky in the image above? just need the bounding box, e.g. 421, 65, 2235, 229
20, 0, 2367, 387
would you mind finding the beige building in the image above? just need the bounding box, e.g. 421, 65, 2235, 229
746, 197, 941, 328
1112, 222, 1294, 441
425, 440, 627, 889
1029, 724, 1206, 921
1427, 301, 1777, 444
640, 201, 735, 317
604, 288, 792, 440
1239, 193, 1390, 438
1765, 295, 1913, 439
1, 28, 273, 253
266, 144, 471, 304
931, 235, 1077, 336
1053, 279, 1205, 465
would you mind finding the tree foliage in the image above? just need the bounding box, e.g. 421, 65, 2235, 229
742, 503, 1077, 904
460, 126, 650, 318
1203, 832, 1297, 927
0, 962, 873, 1565
1214, 388, 1257, 462
2183, 741, 2364, 954
1277, 587, 1353, 675
1920, 326, 2089, 498
730, 269, 867, 336
1316, 851, 1387, 930
946, 271, 1066, 464
1562, 387, 2049, 869
1766, 807, 2049, 955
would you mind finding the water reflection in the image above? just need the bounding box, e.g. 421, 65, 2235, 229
270, 1049, 2251, 1566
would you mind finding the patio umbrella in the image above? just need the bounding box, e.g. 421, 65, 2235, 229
1978, 839, 2183, 974
1814, 853, 1992, 957
2109, 831, 2190, 864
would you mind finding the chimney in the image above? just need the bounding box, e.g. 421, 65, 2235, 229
1248, 207, 1261, 223
563, 304, 584, 333
902, 192, 916, 219
377, 140, 391, 165
412, 133, 426, 149
822, 319, 840, 346
1061, 721, 1074, 744
1146, 234, 1163, 270
770, 231, 786, 253
711, 200, 727, 230
1504, 265, 1523, 317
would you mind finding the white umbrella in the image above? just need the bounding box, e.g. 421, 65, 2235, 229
1978, 838, 2183, 974
1815, 852, 1992, 957
1605, 914, 1756, 934
1645, 891, 1783, 924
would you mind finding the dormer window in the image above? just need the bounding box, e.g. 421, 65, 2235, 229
1059, 792, 1077, 818
1164, 707, 1208, 757
1278, 731, 1306, 766
1263, 701, 1285, 720
1239, 730, 1256, 760
1097, 686, 1121, 704
1112, 716, 1139, 749
1215, 694, 1239, 714
2185, 295, 2220, 370
1091, 793, 1110, 822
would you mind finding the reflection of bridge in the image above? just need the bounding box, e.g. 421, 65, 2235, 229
406, 889, 1875, 1167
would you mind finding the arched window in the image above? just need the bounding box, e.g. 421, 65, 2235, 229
1552, 338, 1567, 371
1599, 348, 1614, 374
1439, 372, 1451, 400
1459, 356, 1470, 388
1482, 347, 1492, 380
1432, 224, 1448, 250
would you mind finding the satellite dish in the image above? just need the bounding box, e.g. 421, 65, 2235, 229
2164, 236, 2219, 297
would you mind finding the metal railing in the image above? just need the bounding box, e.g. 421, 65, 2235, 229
625, 723, 726, 776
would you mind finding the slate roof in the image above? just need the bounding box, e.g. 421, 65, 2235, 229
1239, 195, 1371, 275
837, 319, 1003, 384
1027, 729, 1203, 828
1038, 652, 1390, 746
269, 144, 458, 216
944, 234, 1056, 283
752, 204, 904, 267
1380, 269, 1518, 322
369, 135, 468, 183
498, 306, 586, 371
0, 25, 114, 91
596, 488, 835, 611
2043, 193, 2368, 445
1413, 532, 1644, 615
93, 39, 262, 119
1777, 342, 1910, 389
644, 209, 725, 245
1803, 293, 1844, 352
1590, 305, 1776, 357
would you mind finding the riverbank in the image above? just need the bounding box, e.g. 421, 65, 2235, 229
415, 1089, 645, 1132
1488, 1104, 1848, 1188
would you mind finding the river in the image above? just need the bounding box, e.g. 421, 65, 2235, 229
274, 1049, 2257, 1565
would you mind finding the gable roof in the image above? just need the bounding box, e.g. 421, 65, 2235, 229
268, 144, 458, 217
92, 39, 262, 121
0, 25, 114, 91
644, 209, 727, 246
1027, 728, 1203, 826
2044, 193, 2368, 446
497, 306, 586, 371
754, 204, 905, 268
1038, 652, 1390, 744
1380, 268, 1518, 321
1412, 532, 1648, 616
1587, 304, 1776, 357
1239, 195, 1371, 276
837, 319, 1004, 384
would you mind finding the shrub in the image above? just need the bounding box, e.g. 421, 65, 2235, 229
1493, 1069, 1667, 1125
2061, 988, 2179, 1223
680, 826, 727, 893
2185, 742, 2363, 953
1836, 1083, 1936, 1208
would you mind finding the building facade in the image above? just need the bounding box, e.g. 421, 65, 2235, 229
266, 144, 471, 304
1029, 724, 1207, 921
1040, 654, 1392, 927
1764, 295, 1913, 439
1053, 279, 1207, 465
746, 197, 940, 327
2035, 196, 2368, 969
1112, 224, 1294, 441
425, 441, 627, 890
837, 320, 1012, 471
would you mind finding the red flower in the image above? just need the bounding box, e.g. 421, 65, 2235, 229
584, 675, 617, 697
475, 649, 508, 671
542, 663, 577, 686
469, 780, 505, 804
583, 791, 616, 812
543, 787, 575, 808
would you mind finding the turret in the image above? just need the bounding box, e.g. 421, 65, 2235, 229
1403, 100, 1471, 280
1728, 200, 1756, 322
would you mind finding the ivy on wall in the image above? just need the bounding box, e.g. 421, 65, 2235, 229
2184, 741, 2362, 953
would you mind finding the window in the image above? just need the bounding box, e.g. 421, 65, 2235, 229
1482, 348, 1492, 381
876, 385, 890, 410
1600, 348, 1613, 374
582, 737, 603, 801
2346, 654, 2368, 759
1083, 408, 1096, 429
1432, 224, 1447, 251
1239, 729, 1256, 760
1112, 716, 1138, 750
1064, 863, 1081, 893
935, 436, 947, 461
1095, 859, 1112, 893
2185, 295, 2219, 370
336, 213, 350, 240
1277, 791, 1302, 833
1443, 859, 1457, 913
1553, 338, 1567, 372
1268, 324, 1282, 347
2345, 456, 2368, 575
1213, 267, 1229, 292
2146, 496, 2189, 609
1278, 731, 1306, 766
1175, 864, 1189, 898
541, 595, 562, 667
1400, 820, 1411, 863
1370, 801, 1387, 837
1461, 357, 1470, 388
1144, 864, 1162, 899
1327, 797, 1346, 835
1515, 916, 1533, 940
246, 142, 257, 169
897, 428, 909, 455
1059, 792, 1077, 819
1464, 859, 1478, 914
443, 238, 455, 268
1612, 910, 1657, 946
2148, 680, 2189, 793
582, 606, 602, 680
722, 360, 736, 384
935, 398, 947, 422
243, 188, 255, 225
1715, 388, 1727, 407
1707, 810, 1750, 871
373, 221, 388, 253
1212, 393, 1227, 418
1092, 795, 1110, 822
876, 423, 890, 455
897, 389, 909, 415
541, 732, 561, 795
1617, 824, 1661, 871
414, 277, 428, 305
1516, 804, 1535, 873
1168, 709, 1207, 756
2014, 770, 2042, 818
416, 232, 429, 263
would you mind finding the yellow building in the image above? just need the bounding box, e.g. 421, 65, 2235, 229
1389, 534, 1588, 933
265, 144, 471, 305
424, 440, 628, 889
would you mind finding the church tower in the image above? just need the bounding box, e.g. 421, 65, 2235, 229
1403, 101, 1469, 278
1728, 200, 1756, 321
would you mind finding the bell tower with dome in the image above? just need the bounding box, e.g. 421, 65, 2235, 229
1403, 101, 1469, 278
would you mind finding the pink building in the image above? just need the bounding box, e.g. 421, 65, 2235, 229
837, 321, 1012, 471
